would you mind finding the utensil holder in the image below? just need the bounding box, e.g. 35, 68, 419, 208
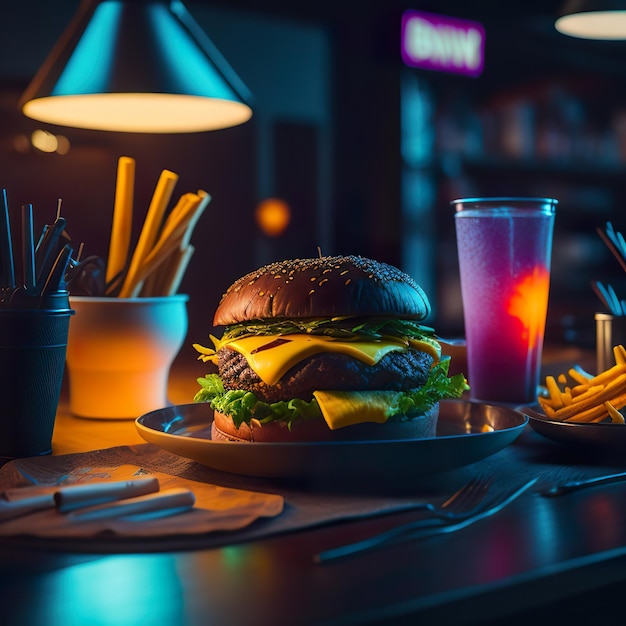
0, 305, 74, 457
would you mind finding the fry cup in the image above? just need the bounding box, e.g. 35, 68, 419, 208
66, 295, 188, 419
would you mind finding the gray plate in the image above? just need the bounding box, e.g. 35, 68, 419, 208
522, 404, 626, 449
136, 400, 527, 480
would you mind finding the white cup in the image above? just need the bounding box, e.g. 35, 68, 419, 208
66, 295, 188, 419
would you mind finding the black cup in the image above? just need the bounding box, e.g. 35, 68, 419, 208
0, 306, 74, 457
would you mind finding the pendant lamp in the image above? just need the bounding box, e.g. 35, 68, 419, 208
19, 0, 253, 133
556, 0, 626, 39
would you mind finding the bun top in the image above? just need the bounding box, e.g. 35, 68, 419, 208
213, 255, 431, 325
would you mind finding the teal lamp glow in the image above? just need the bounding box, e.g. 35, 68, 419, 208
556, 0, 626, 39
19, 0, 252, 133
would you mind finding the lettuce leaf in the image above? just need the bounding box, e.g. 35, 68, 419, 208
220, 316, 437, 342
388, 358, 469, 417
194, 357, 468, 430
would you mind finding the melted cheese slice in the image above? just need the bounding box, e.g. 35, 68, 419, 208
313, 390, 400, 429
220, 334, 440, 386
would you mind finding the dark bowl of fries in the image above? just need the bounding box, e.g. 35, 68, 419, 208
521, 404, 626, 449
519, 344, 626, 449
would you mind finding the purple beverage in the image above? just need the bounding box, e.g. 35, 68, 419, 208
453, 198, 556, 404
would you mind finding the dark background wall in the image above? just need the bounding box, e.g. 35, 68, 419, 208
2, 0, 626, 357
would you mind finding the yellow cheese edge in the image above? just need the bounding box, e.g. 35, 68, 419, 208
313, 389, 400, 429
216, 334, 440, 386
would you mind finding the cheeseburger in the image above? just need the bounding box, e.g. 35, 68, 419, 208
193, 255, 468, 442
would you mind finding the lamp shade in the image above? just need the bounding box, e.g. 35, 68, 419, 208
555, 0, 626, 39
19, 0, 253, 133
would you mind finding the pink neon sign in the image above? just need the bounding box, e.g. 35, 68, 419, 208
401, 10, 485, 77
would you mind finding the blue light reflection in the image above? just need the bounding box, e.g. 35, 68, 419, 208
24, 555, 185, 626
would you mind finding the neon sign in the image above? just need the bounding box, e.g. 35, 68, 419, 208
401, 10, 485, 77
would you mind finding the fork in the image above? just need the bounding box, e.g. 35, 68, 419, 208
397, 475, 493, 522
313, 476, 493, 563
315, 478, 538, 563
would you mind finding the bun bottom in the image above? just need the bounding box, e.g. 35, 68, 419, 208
211, 404, 439, 443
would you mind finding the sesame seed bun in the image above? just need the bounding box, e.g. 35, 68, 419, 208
213, 255, 431, 326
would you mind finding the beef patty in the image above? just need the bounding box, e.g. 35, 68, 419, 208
217, 347, 434, 404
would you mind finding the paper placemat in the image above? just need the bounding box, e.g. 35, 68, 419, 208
1, 429, 625, 553
0, 463, 283, 539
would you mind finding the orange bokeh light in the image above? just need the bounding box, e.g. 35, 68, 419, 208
506, 266, 550, 349
255, 198, 291, 237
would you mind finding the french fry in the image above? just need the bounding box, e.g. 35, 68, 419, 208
156, 192, 200, 245
182, 190, 211, 249
615, 345, 626, 365
106, 156, 135, 285
605, 401, 626, 424
137, 190, 210, 296
537, 396, 557, 418
129, 193, 202, 292
553, 376, 626, 420
537, 346, 626, 424
564, 407, 606, 423
545, 376, 564, 409
105, 160, 211, 297
564, 392, 626, 423
164, 245, 195, 296
118, 169, 179, 297
567, 367, 592, 385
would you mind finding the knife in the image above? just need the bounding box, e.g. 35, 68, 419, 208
541, 471, 626, 497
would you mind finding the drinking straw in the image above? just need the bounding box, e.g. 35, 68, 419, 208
153, 191, 200, 245
139, 244, 194, 296
597, 226, 626, 274
182, 189, 211, 248
41, 243, 73, 295
592, 280, 622, 316
35, 215, 67, 285
106, 156, 135, 285
118, 169, 179, 297
143, 190, 210, 296
126, 193, 203, 293
35, 199, 57, 253
164, 244, 195, 296
137, 266, 160, 296
21, 204, 36, 294
0, 188, 15, 289
149, 189, 210, 295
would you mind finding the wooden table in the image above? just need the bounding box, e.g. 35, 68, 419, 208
49, 358, 200, 456
2, 349, 626, 626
